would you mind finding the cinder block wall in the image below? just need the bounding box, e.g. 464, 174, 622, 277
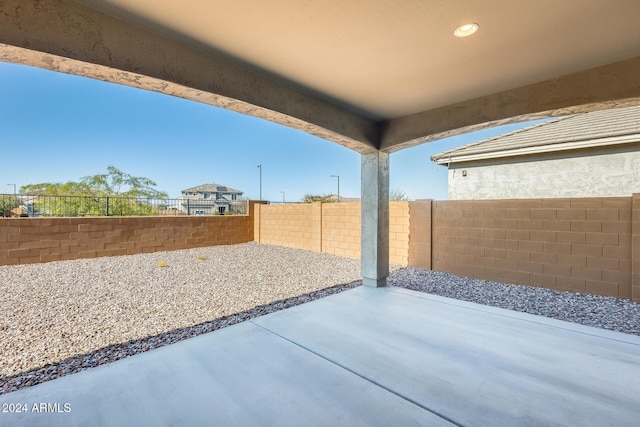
0, 204, 256, 265
322, 202, 361, 259
256, 202, 411, 264
256, 197, 637, 301
390, 202, 410, 265
632, 194, 640, 301
408, 200, 432, 269
257, 203, 321, 252
430, 198, 633, 299
5, 197, 638, 301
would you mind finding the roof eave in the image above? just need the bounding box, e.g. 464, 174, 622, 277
433, 133, 640, 165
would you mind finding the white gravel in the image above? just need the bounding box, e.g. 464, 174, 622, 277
0, 242, 362, 394
2, 243, 639, 395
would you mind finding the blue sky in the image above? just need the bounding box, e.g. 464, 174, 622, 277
1, 61, 544, 201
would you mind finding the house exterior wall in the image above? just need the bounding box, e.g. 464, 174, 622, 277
447, 147, 640, 200
178, 191, 243, 215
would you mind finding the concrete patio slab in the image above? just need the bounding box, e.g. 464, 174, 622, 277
1, 286, 639, 426
254, 286, 640, 426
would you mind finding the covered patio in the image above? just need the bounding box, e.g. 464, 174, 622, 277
2, 0, 640, 290
2, 285, 639, 426
2, 1, 640, 425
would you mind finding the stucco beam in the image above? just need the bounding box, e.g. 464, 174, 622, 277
380, 56, 640, 153
0, 0, 379, 153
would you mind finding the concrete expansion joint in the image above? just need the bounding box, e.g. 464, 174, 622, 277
249, 320, 461, 426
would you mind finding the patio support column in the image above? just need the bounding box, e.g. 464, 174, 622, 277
361, 151, 389, 287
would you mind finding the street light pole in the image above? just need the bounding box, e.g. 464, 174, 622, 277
280, 191, 285, 203
7, 184, 16, 196
330, 175, 340, 202
257, 164, 262, 200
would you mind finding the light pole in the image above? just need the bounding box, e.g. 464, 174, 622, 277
7, 184, 16, 196
257, 164, 262, 200
280, 191, 285, 203
330, 175, 340, 202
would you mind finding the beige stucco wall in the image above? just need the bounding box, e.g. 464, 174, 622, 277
447, 146, 640, 200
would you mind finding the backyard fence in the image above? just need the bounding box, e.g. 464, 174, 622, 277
254, 198, 640, 302
0, 194, 248, 217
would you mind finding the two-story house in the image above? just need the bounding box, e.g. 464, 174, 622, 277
178, 183, 243, 215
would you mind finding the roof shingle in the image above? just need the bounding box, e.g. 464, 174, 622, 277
431, 105, 640, 164
181, 184, 243, 194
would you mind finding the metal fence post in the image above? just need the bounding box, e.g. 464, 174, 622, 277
187, 199, 191, 216
106, 197, 110, 216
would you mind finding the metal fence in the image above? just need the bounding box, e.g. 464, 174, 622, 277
264, 201, 304, 205
0, 194, 248, 217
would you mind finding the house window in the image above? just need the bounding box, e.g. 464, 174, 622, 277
232, 194, 237, 200
204, 193, 211, 199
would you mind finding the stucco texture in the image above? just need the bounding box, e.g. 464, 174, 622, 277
448, 148, 640, 200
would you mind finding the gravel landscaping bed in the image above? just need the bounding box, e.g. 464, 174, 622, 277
0, 242, 362, 394
2, 243, 639, 395
388, 267, 640, 336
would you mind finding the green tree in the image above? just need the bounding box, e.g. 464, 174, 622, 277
79, 165, 168, 199
390, 187, 409, 201
20, 166, 168, 216
0, 195, 21, 217
301, 193, 337, 203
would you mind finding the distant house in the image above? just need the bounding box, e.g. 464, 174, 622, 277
19, 196, 39, 217
178, 183, 243, 215
431, 105, 640, 200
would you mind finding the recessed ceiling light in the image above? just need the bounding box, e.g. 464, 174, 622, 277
454, 23, 479, 38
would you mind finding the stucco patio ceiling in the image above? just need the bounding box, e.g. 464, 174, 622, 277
1, 1, 639, 154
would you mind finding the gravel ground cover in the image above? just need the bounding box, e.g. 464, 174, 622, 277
2, 243, 639, 395
389, 267, 640, 336
0, 242, 362, 394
